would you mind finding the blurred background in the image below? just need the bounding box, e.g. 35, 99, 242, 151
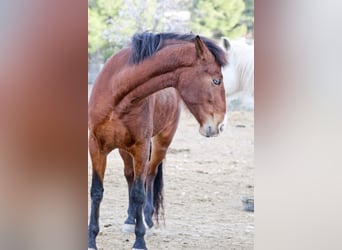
3, 1, 342, 250
88, 0, 254, 83
87, 1, 255, 249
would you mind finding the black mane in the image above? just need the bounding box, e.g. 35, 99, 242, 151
129, 32, 227, 67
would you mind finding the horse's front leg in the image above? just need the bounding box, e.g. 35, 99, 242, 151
119, 149, 135, 233
88, 136, 107, 250
131, 143, 149, 250
144, 125, 178, 229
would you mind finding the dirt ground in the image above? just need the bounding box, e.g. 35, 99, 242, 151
88, 103, 254, 250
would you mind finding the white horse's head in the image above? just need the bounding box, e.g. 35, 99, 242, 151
221, 38, 238, 95
221, 37, 254, 110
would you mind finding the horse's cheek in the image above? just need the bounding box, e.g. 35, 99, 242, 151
220, 88, 226, 102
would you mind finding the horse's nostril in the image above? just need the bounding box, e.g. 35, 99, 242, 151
206, 126, 212, 137
219, 123, 225, 132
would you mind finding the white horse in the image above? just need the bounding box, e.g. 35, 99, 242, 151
221, 37, 254, 111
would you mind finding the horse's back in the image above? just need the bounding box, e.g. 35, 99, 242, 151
234, 44, 253, 93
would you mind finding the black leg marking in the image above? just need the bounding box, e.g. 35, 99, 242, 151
152, 161, 164, 224
88, 172, 104, 249
144, 176, 154, 228
132, 178, 147, 250
143, 141, 154, 228
124, 182, 135, 225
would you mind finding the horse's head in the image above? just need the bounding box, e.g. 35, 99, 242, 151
178, 36, 227, 137
221, 37, 238, 95
221, 37, 254, 96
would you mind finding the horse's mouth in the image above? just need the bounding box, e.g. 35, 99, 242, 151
199, 114, 227, 137
199, 125, 220, 137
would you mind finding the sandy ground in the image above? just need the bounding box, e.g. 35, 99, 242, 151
87, 95, 254, 250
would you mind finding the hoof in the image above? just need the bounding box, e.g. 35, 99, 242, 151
122, 223, 135, 234
132, 248, 147, 250
88, 248, 96, 250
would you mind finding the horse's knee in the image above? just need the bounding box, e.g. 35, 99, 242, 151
131, 179, 145, 204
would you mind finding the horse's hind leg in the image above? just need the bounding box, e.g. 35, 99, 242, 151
88, 135, 107, 250
130, 142, 150, 250
119, 149, 135, 233
144, 127, 177, 229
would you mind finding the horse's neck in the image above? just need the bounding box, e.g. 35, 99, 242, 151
115, 70, 181, 114
113, 44, 195, 113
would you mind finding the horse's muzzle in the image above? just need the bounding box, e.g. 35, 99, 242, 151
199, 113, 227, 137
199, 123, 220, 137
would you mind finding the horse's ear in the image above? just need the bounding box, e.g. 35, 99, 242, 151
222, 37, 231, 52
194, 35, 209, 60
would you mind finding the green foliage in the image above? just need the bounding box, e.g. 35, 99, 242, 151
88, 7, 106, 55
88, 0, 162, 62
241, 0, 254, 37
88, 0, 254, 63
88, 0, 126, 61
191, 0, 246, 39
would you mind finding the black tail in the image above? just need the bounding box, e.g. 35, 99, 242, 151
153, 161, 164, 224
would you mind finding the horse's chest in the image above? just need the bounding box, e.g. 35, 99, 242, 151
114, 110, 153, 143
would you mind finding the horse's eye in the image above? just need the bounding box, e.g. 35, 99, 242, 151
212, 79, 221, 85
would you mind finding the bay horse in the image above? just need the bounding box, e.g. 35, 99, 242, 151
88, 32, 227, 250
